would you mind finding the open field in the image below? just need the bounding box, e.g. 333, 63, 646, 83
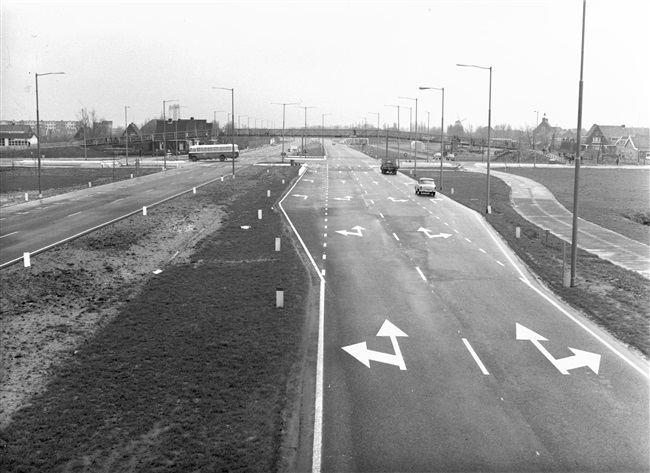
410, 168, 650, 359
0, 166, 163, 206
0, 166, 311, 471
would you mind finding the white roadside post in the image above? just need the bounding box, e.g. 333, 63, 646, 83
276, 288, 284, 308
275, 238, 281, 252
23, 252, 31, 268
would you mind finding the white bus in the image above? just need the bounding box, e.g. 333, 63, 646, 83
188, 144, 239, 162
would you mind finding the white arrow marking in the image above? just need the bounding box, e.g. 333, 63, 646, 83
333, 196, 352, 201
516, 323, 601, 374
342, 320, 407, 370
292, 194, 308, 199
429, 198, 442, 204
417, 227, 452, 239
388, 197, 408, 203
335, 225, 365, 237
303, 179, 314, 182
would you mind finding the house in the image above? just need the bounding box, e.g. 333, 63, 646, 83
140, 118, 211, 155
585, 124, 650, 163
0, 124, 38, 148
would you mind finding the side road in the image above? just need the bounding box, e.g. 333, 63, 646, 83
467, 164, 650, 278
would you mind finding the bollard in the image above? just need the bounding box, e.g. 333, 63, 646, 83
487, 205, 492, 214
276, 288, 284, 308
89, 182, 92, 188
143, 206, 147, 216
267, 190, 271, 197
23, 252, 31, 268
193, 187, 196, 194
258, 209, 263, 220
282, 179, 285, 184
275, 237, 281, 252
24, 193, 29, 202
451, 188, 454, 195
516, 227, 521, 238
130, 174, 133, 179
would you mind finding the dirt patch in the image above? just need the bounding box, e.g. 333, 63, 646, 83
0, 189, 225, 429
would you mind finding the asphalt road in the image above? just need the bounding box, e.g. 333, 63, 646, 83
282, 142, 649, 472
0, 148, 272, 267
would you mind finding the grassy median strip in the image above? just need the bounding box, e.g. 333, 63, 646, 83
415, 169, 649, 358
0, 166, 309, 472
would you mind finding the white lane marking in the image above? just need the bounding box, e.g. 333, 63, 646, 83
379, 212, 384, 219
496, 261, 505, 266
465, 238, 472, 243
393, 233, 400, 241
472, 211, 650, 380
462, 338, 490, 375
479, 248, 487, 254
0, 231, 18, 239
416, 267, 427, 281
67, 211, 82, 217
145, 189, 155, 193
113, 198, 124, 203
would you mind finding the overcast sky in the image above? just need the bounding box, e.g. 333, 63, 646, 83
2, 0, 648, 132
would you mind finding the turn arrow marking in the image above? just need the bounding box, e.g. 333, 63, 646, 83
336, 225, 365, 237
333, 196, 353, 201
388, 197, 408, 203
417, 227, 452, 239
516, 323, 601, 374
292, 194, 308, 199
342, 320, 407, 370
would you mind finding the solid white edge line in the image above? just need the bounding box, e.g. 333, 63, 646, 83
462, 338, 490, 375
472, 212, 650, 380
276, 165, 326, 472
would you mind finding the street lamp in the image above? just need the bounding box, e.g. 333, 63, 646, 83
385, 105, 401, 168
457, 63, 492, 213
125, 105, 130, 165
273, 101, 299, 162
369, 112, 380, 157
419, 86, 445, 189
162, 99, 178, 170
570, 0, 587, 287
295, 106, 315, 155
213, 86, 235, 175
35, 71, 65, 198
399, 96, 418, 176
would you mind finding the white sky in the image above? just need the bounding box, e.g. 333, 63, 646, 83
1, 0, 649, 131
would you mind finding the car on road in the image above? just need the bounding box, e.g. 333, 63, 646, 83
415, 177, 436, 196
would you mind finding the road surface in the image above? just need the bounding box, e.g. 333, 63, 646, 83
0, 148, 272, 267
281, 141, 649, 472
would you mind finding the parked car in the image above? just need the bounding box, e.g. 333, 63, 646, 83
415, 177, 436, 196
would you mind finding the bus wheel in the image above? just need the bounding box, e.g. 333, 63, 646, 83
220, 156, 226, 161
190, 156, 198, 162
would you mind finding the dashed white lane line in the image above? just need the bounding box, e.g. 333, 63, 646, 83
497, 261, 505, 266
0, 231, 18, 239
465, 238, 472, 243
462, 338, 490, 375
479, 248, 487, 254
415, 267, 427, 281
67, 211, 82, 217
393, 233, 400, 241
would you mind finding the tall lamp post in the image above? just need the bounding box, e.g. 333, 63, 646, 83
457, 63, 492, 213
213, 86, 235, 175
385, 105, 401, 167
296, 105, 315, 156
368, 112, 380, 157
399, 96, 418, 176
35, 71, 65, 198
162, 99, 178, 170
570, 0, 587, 287
321, 113, 332, 151
419, 86, 444, 189
272, 102, 299, 162
124, 106, 131, 165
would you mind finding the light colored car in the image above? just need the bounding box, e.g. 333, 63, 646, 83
415, 177, 436, 196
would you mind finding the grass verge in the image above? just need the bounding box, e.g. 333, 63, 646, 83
411, 169, 649, 358
0, 166, 310, 472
